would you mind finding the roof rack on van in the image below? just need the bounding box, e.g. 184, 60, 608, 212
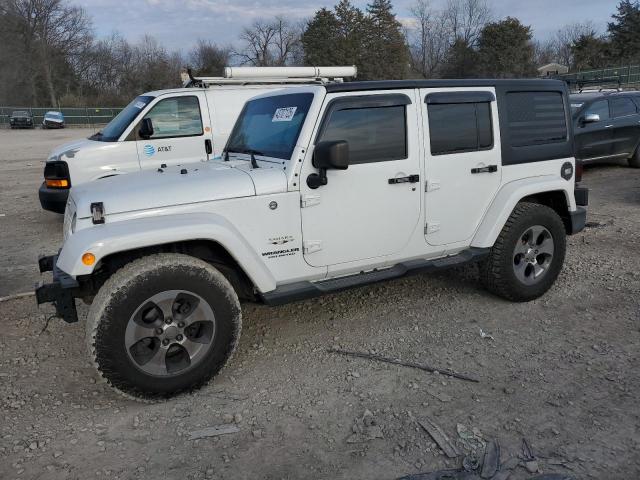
181, 66, 357, 88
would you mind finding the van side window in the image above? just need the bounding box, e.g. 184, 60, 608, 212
584, 100, 609, 121
610, 97, 637, 118
427, 102, 493, 155
319, 105, 407, 164
506, 91, 567, 147
143, 96, 203, 139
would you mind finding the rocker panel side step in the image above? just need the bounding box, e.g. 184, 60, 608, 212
260, 247, 489, 306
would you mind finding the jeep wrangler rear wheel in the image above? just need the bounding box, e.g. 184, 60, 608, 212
480, 202, 566, 302
86, 253, 242, 399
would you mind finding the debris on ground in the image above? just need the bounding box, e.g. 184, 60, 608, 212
346, 409, 384, 443
398, 470, 482, 480
584, 221, 607, 229
462, 454, 480, 471
456, 424, 486, 451
517, 438, 540, 473
480, 439, 500, 478
418, 417, 461, 458
327, 348, 480, 383
479, 329, 494, 340
188, 424, 240, 440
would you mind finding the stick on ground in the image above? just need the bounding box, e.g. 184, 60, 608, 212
327, 348, 479, 383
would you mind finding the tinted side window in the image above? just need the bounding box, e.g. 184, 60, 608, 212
584, 100, 610, 120
610, 97, 637, 118
319, 106, 407, 164
506, 91, 567, 147
427, 102, 493, 155
144, 96, 203, 139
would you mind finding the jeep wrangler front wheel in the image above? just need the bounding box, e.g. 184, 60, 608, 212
86, 254, 242, 399
480, 202, 566, 302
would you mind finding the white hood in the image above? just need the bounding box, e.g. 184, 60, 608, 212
47, 138, 102, 162
71, 161, 287, 218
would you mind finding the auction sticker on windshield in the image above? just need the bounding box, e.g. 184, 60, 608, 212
272, 107, 297, 122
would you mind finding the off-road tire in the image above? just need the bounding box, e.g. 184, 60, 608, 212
628, 147, 640, 168
479, 202, 566, 302
86, 253, 242, 399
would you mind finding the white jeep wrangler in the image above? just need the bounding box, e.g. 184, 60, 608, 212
36, 79, 588, 398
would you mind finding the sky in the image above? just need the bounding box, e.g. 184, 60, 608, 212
76, 0, 618, 53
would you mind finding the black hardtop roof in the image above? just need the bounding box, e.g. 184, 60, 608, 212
324, 78, 567, 93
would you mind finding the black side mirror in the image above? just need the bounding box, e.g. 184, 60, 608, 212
307, 140, 349, 189
139, 118, 154, 139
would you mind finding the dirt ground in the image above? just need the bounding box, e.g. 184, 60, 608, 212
0, 128, 639, 480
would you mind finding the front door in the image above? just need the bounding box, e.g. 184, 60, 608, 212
609, 96, 640, 156
574, 99, 613, 160
135, 93, 212, 169
420, 88, 502, 246
300, 91, 422, 268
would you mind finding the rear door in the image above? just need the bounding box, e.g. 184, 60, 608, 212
134, 92, 212, 169
574, 99, 613, 160
609, 96, 640, 156
420, 89, 501, 246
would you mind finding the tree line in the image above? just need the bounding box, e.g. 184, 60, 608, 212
0, 0, 638, 107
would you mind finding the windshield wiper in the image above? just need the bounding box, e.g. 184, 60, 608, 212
90, 131, 103, 140
225, 148, 264, 168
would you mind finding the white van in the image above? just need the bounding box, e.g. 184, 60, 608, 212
39, 66, 356, 213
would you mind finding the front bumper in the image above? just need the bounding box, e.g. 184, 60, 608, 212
39, 182, 69, 213
35, 255, 79, 323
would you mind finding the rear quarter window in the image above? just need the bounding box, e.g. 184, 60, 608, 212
506, 91, 567, 147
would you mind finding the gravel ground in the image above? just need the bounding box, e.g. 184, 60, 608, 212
1, 128, 639, 479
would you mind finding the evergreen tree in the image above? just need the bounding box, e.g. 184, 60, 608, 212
608, 0, 640, 63
363, 0, 409, 79
301, 8, 342, 66
302, 0, 408, 80
334, 0, 370, 69
477, 17, 536, 78
439, 38, 479, 78
571, 34, 610, 70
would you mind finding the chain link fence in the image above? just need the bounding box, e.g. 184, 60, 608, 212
559, 65, 640, 92
0, 106, 123, 128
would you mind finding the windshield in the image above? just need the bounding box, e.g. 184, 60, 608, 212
91, 95, 153, 142
226, 93, 314, 160
12, 111, 29, 117
45, 112, 63, 119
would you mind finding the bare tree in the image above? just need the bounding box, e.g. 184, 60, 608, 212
552, 21, 597, 68
8, 0, 93, 106
532, 39, 557, 67
235, 16, 301, 66
443, 0, 491, 46
408, 0, 449, 77
188, 39, 230, 76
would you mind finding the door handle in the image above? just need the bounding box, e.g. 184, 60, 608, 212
471, 165, 497, 174
388, 174, 419, 184
204, 139, 213, 154
604, 124, 613, 128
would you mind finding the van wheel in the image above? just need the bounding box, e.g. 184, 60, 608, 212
628, 147, 640, 168
86, 253, 242, 399
479, 202, 566, 302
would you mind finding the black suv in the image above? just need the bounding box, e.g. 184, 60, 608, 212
571, 91, 640, 168
9, 110, 34, 129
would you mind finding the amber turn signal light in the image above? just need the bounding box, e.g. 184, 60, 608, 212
82, 253, 95, 266
45, 179, 69, 188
